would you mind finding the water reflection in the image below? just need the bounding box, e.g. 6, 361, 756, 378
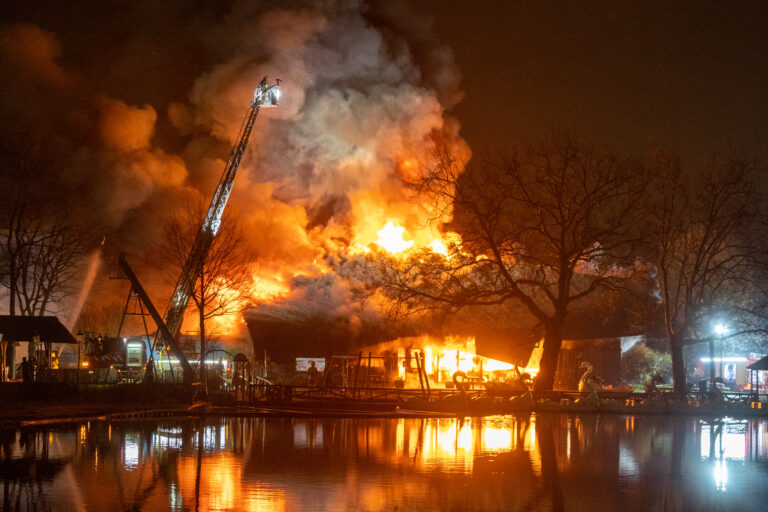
1, 414, 767, 511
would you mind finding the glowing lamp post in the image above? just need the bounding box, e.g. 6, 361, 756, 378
711, 322, 729, 382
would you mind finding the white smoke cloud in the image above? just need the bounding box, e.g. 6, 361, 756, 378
0, 1, 468, 342
173, 1, 468, 337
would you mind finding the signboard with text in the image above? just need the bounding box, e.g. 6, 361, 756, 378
126, 343, 144, 367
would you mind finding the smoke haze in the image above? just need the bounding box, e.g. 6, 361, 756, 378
0, 0, 469, 343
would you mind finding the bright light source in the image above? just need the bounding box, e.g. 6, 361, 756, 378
429, 239, 448, 257
713, 323, 729, 336
376, 221, 414, 253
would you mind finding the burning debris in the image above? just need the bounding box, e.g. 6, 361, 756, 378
371, 335, 542, 390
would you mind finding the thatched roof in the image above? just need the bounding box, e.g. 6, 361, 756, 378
0, 316, 77, 344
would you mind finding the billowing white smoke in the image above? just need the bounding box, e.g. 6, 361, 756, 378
167, 2, 468, 336
172, 2, 466, 261
0, 1, 468, 341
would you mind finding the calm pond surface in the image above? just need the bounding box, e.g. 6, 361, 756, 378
1, 413, 767, 511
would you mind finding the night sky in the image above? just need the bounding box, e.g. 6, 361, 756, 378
3, 1, 766, 163
414, 1, 768, 162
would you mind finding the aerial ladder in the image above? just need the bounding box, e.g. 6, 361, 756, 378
120, 77, 281, 383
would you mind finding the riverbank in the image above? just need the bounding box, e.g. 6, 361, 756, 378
1, 382, 766, 427
0, 381, 196, 427
3, 397, 767, 429
0, 401, 193, 427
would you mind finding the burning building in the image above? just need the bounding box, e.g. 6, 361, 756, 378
0, 2, 649, 393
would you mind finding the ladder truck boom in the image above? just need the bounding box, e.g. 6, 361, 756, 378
156, 77, 280, 380
118, 254, 195, 379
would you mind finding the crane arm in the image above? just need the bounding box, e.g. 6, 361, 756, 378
118, 254, 195, 382
155, 78, 280, 378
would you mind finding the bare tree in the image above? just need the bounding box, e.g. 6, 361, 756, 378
159, 201, 253, 385
0, 135, 93, 379
643, 154, 766, 395
6, 218, 92, 316
380, 138, 648, 391
0, 136, 93, 316
75, 300, 126, 337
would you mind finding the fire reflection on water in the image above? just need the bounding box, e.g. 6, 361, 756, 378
1, 415, 768, 511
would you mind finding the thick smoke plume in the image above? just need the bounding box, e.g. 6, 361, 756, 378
0, 1, 469, 346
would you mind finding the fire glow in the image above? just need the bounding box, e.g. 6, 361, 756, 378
376, 221, 414, 254
349, 219, 461, 259
399, 336, 540, 388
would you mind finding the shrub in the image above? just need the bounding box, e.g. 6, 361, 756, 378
621, 342, 672, 385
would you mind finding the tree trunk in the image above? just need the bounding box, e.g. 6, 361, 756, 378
0, 341, 5, 382
199, 270, 207, 394
8, 261, 16, 316
199, 305, 206, 390
6, 280, 15, 379
536, 416, 564, 512
670, 333, 686, 397
534, 321, 564, 392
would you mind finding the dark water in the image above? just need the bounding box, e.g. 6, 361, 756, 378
1, 414, 767, 511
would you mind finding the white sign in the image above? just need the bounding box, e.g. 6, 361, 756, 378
126, 343, 144, 367
296, 358, 325, 372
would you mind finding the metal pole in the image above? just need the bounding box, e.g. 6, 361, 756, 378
754, 370, 758, 403
321, 354, 333, 392
719, 338, 724, 382
0, 334, 4, 383
415, 352, 426, 398
353, 352, 362, 399
421, 352, 431, 399
118, 255, 194, 382
366, 352, 372, 397
76, 333, 82, 385
116, 286, 134, 339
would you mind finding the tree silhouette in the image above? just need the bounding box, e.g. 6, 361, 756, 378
0, 135, 92, 317
159, 200, 253, 386
380, 138, 648, 391
0, 134, 93, 379
642, 154, 765, 395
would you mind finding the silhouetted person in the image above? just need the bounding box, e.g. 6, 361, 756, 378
20, 357, 32, 383
307, 360, 319, 388
144, 359, 155, 385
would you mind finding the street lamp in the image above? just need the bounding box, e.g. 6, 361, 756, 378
711, 322, 729, 383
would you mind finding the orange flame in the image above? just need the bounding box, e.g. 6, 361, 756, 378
376, 221, 414, 253
411, 336, 540, 387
